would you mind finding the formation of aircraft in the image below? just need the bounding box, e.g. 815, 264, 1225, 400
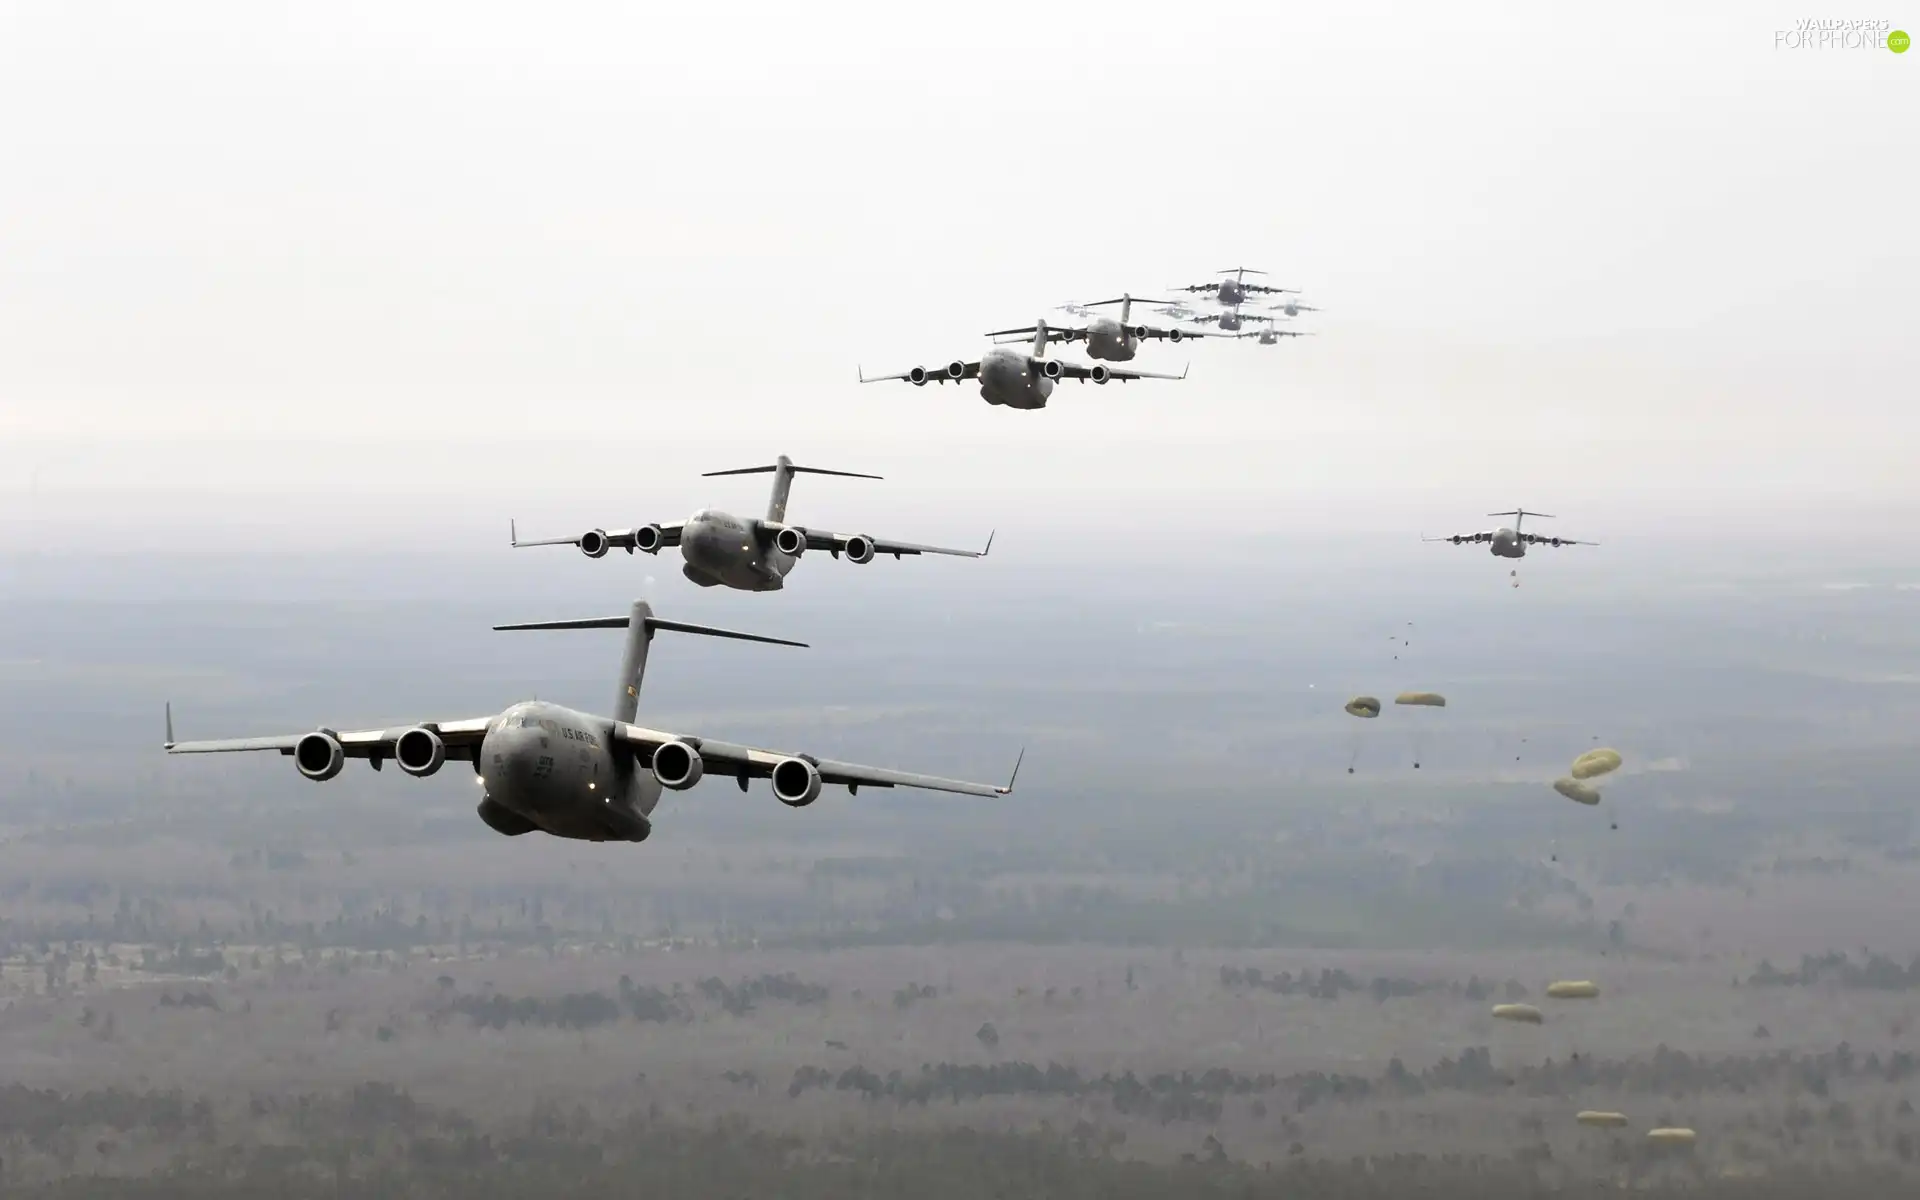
165, 601, 1021, 844
159, 255, 1600, 849
510, 454, 990, 592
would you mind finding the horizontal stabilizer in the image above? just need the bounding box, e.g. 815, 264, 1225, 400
494, 612, 807, 648
703, 464, 881, 480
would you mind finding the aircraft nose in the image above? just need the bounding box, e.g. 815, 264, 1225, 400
483, 723, 546, 791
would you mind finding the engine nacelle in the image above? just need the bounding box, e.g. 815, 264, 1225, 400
1131, 325, 1149, 340
1089, 364, 1113, 384
651, 739, 705, 790
773, 525, 806, 557
294, 731, 345, 782
907, 366, 930, 386
580, 529, 611, 559
1037, 358, 1063, 380
771, 757, 823, 807
1168, 328, 1186, 342
394, 726, 446, 778
943, 360, 966, 379
1549, 537, 1564, 547
843, 535, 876, 565
632, 523, 664, 554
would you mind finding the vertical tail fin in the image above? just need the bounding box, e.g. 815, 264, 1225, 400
1032, 320, 1051, 357
701, 455, 883, 524
493, 602, 807, 723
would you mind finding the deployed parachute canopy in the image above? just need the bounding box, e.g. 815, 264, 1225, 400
1491, 1003, 1544, 1024
1576, 1111, 1630, 1128
1546, 980, 1600, 999
1571, 748, 1623, 780
1394, 692, 1447, 707
1553, 777, 1602, 806
1345, 696, 1381, 719
1647, 1127, 1697, 1147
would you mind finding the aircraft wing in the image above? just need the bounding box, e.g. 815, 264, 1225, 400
986, 324, 1088, 344
613, 724, 1022, 798
1055, 361, 1189, 382
1243, 284, 1301, 295
1135, 326, 1208, 341
510, 521, 685, 553
164, 706, 494, 760
858, 361, 982, 385
1521, 533, 1598, 547
795, 527, 993, 559
1423, 531, 1495, 545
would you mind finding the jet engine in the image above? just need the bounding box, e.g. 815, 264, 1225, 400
773, 526, 806, 556
771, 757, 823, 808
907, 366, 930, 386
632, 524, 664, 554
1167, 328, 1186, 342
1548, 538, 1564, 547
294, 731, 345, 782
844, 535, 876, 565
1089, 364, 1113, 384
579, 529, 611, 559
943, 360, 967, 380
1131, 325, 1149, 340
1037, 359, 1063, 379
394, 727, 446, 778
651, 739, 705, 790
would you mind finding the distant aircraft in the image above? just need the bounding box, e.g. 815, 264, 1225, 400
1151, 302, 1204, 322
1173, 267, 1299, 307
1191, 306, 1283, 333
163, 601, 1023, 844
1273, 297, 1321, 318
1238, 322, 1313, 346
1424, 509, 1598, 559
859, 321, 1187, 410
984, 295, 1207, 363
510, 455, 990, 592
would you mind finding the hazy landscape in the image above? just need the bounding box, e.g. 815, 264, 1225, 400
3, 543, 1919, 1194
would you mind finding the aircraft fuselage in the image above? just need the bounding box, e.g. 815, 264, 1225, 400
1217, 280, 1247, 305
1081, 317, 1138, 362
476, 700, 658, 842
679, 508, 796, 591
979, 346, 1054, 409
1490, 528, 1524, 558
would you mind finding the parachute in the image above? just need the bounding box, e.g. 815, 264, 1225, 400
1345, 696, 1381, 719
1647, 1127, 1697, 1147
1546, 980, 1599, 999
1394, 692, 1447, 768
1491, 1003, 1543, 1024
1571, 748, 1622, 780
1576, 1111, 1630, 1128
1553, 777, 1602, 806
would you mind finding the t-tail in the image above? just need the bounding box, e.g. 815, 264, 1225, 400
493, 600, 807, 724
1031, 319, 1051, 358
1488, 508, 1556, 533
701, 454, 883, 524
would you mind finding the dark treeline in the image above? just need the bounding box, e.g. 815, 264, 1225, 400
1219, 964, 1531, 1002
7, 1113, 1920, 1199
781, 1044, 1920, 1118
1748, 950, 1920, 990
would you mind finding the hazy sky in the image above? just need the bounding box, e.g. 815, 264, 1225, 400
1, 1, 1913, 549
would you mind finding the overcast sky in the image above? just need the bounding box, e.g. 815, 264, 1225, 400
1, 1, 1912, 550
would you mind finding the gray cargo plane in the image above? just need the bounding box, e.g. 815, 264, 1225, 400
1238, 322, 1313, 346
985, 295, 1207, 364
163, 600, 1022, 844
509, 455, 990, 592
1274, 297, 1321, 318
1424, 509, 1598, 559
859, 322, 1187, 410
1191, 306, 1281, 333
1174, 267, 1299, 307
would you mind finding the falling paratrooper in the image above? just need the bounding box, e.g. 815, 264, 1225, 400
1344, 696, 1381, 773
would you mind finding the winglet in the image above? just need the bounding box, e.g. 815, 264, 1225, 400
996, 746, 1025, 795
165, 702, 175, 750
981, 530, 994, 558
509, 519, 519, 547
1179, 363, 1190, 379
857, 365, 868, 383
